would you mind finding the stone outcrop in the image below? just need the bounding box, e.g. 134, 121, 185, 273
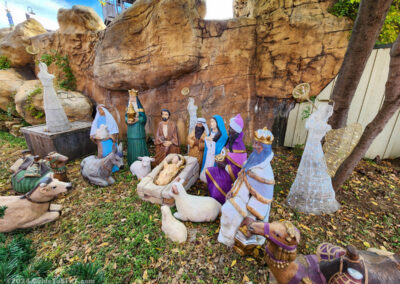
15, 80, 93, 125
0, 68, 35, 111
0, 19, 47, 67
58, 5, 106, 34
12, 0, 352, 142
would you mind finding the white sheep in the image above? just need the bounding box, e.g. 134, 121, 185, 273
130, 156, 154, 180
167, 181, 221, 222
161, 205, 187, 243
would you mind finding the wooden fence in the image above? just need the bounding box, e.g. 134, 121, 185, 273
284, 47, 400, 159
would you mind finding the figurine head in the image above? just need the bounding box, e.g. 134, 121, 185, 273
97, 105, 106, 116
38, 61, 48, 72
210, 117, 217, 130
128, 89, 138, 101
161, 109, 170, 122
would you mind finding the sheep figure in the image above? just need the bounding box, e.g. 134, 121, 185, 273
161, 205, 187, 243
130, 156, 154, 180
167, 181, 221, 222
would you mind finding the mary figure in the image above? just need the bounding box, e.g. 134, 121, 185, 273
200, 115, 228, 182
90, 105, 120, 172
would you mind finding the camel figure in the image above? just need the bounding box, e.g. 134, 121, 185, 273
0, 175, 72, 232
243, 218, 400, 284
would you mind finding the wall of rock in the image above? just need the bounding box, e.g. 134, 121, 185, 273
0, 0, 352, 143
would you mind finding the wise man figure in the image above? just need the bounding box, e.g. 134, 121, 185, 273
218, 128, 275, 254
206, 114, 247, 204
187, 118, 209, 165
126, 89, 149, 167
154, 109, 180, 166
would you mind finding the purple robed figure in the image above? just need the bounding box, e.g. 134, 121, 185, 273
206, 114, 247, 204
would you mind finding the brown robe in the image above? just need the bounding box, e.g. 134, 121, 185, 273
154, 120, 180, 166
187, 130, 206, 166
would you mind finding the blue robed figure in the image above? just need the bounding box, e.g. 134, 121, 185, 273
90, 105, 120, 172
200, 115, 228, 182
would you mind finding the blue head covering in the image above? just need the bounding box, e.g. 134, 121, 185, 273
243, 143, 272, 171
201, 115, 228, 171
136, 96, 144, 109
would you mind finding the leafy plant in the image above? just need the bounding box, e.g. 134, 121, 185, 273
293, 144, 304, 157
301, 96, 316, 120
68, 262, 105, 284
24, 87, 44, 119
0, 56, 11, 70
0, 206, 6, 218
39, 50, 76, 91
329, 0, 400, 44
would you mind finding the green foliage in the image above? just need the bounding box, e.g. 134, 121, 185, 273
68, 262, 105, 284
301, 96, 316, 120
0, 234, 53, 282
329, 0, 400, 44
0, 131, 27, 148
24, 87, 44, 119
293, 144, 304, 157
0, 206, 6, 218
39, 50, 76, 91
0, 56, 11, 70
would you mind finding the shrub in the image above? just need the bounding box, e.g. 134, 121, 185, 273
0, 56, 11, 70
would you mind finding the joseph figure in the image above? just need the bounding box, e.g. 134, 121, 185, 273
126, 89, 149, 167
154, 109, 180, 166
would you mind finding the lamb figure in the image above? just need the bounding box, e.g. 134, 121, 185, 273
167, 181, 221, 222
130, 156, 154, 180
161, 205, 187, 243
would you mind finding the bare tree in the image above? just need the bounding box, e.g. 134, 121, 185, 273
329, 0, 393, 129
333, 33, 400, 190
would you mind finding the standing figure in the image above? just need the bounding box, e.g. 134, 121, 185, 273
90, 105, 120, 172
200, 115, 228, 182
218, 128, 275, 250
205, 114, 247, 204
126, 89, 149, 167
286, 104, 340, 214
187, 118, 209, 165
154, 109, 180, 166
37, 62, 70, 133
187, 97, 198, 135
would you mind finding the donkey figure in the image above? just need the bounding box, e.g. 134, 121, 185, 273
81, 144, 124, 187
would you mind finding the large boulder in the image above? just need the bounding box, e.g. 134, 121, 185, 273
93, 0, 204, 90
15, 80, 93, 125
0, 27, 12, 42
0, 19, 47, 67
0, 68, 35, 111
58, 5, 106, 34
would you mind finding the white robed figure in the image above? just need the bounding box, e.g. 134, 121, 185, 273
218, 128, 275, 250
286, 104, 340, 214
37, 62, 71, 133
90, 105, 120, 172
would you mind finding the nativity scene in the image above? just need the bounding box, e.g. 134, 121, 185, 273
0, 0, 399, 283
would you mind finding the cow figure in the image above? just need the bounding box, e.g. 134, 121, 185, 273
0, 175, 72, 232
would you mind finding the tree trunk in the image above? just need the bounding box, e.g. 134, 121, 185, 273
332, 34, 400, 190
329, 0, 393, 129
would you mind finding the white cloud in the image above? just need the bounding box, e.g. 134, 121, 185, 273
0, 0, 71, 30
204, 0, 233, 20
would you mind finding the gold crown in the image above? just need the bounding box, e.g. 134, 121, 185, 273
254, 127, 274, 145
128, 89, 138, 96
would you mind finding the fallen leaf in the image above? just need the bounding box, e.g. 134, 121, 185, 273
231, 259, 237, 267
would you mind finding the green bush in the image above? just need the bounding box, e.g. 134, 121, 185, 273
329, 0, 400, 44
24, 87, 44, 119
39, 50, 76, 91
68, 262, 105, 284
0, 56, 11, 70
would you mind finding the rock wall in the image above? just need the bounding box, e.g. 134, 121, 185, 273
2, 1, 352, 143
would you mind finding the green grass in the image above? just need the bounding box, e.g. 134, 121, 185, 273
0, 132, 26, 148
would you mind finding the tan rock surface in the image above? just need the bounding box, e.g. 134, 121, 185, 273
21, 0, 351, 142
58, 5, 105, 34
15, 79, 93, 125
0, 68, 35, 111
0, 19, 47, 67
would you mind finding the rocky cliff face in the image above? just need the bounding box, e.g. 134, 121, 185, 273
1, 1, 352, 142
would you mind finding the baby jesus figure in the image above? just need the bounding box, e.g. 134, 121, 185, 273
155, 155, 185, 186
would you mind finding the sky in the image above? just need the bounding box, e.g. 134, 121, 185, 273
0, 0, 233, 30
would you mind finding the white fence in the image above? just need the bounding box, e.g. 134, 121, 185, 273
284, 47, 400, 159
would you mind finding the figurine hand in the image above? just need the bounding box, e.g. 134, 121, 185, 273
205, 136, 212, 141
241, 217, 255, 234
225, 190, 233, 200
216, 160, 226, 168
163, 141, 172, 147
